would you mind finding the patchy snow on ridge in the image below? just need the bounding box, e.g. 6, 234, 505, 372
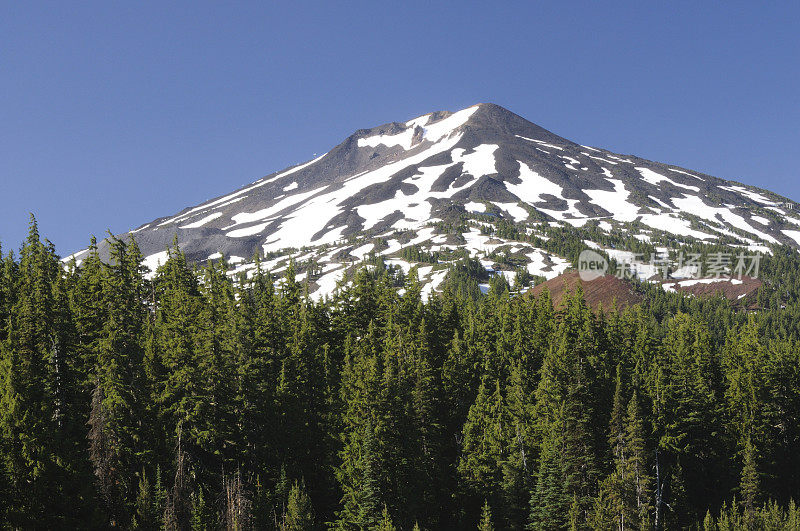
669, 168, 704, 180
451, 144, 499, 177
639, 213, 716, 240
493, 202, 529, 221
420, 105, 480, 142
583, 179, 640, 222
506, 161, 566, 204
180, 212, 223, 229
262, 134, 467, 253
232, 188, 321, 226
358, 105, 479, 151
516, 135, 564, 151
356, 144, 498, 231
671, 194, 778, 244
465, 201, 486, 213
160, 153, 327, 227
719, 185, 777, 206
227, 221, 273, 238
636, 167, 700, 192
79, 102, 800, 304
783, 230, 800, 246
358, 127, 418, 150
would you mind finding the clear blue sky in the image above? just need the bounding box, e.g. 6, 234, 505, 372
2, 1, 799, 254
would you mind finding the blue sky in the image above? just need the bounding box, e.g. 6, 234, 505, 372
2, 2, 799, 254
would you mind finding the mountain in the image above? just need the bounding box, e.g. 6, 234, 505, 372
531, 270, 762, 312
68, 103, 800, 298
530, 271, 644, 311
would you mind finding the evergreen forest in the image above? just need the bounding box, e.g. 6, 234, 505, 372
2, 217, 800, 530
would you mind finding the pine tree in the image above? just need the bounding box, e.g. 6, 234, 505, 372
529, 290, 600, 528
275, 298, 330, 499
739, 437, 760, 528
151, 244, 210, 477
236, 260, 280, 481
664, 462, 689, 529
478, 500, 494, 531
0, 216, 92, 526
335, 345, 384, 531
442, 330, 481, 432
152, 464, 167, 528
68, 235, 105, 386
458, 377, 508, 524
609, 365, 626, 466
502, 361, 536, 528
702, 509, 713, 530
529, 416, 568, 530
88, 235, 149, 525
406, 320, 447, 528
133, 469, 159, 529
591, 388, 653, 530
653, 313, 721, 523
624, 391, 652, 527
280, 480, 315, 531
190, 487, 208, 531
723, 316, 768, 455
376, 504, 397, 531
194, 259, 238, 465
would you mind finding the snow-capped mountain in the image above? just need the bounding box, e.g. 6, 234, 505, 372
71, 103, 800, 298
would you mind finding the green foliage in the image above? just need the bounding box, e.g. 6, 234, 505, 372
402, 244, 440, 264
0, 223, 799, 528
279, 481, 314, 531
478, 500, 494, 531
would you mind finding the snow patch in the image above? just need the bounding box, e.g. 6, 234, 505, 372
636, 167, 700, 192
669, 168, 704, 181
359, 105, 480, 151
143, 251, 169, 278
783, 230, 800, 246
180, 212, 223, 229
506, 161, 566, 204
160, 153, 326, 227
493, 202, 529, 222
639, 213, 716, 240
671, 194, 778, 244
516, 135, 564, 151
583, 179, 640, 223
718, 185, 777, 206
227, 222, 272, 238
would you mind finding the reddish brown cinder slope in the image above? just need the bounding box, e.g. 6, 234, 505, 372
529, 271, 643, 311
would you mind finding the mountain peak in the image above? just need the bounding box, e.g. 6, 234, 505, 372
72, 103, 800, 299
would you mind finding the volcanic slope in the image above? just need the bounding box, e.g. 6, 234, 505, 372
69, 103, 800, 299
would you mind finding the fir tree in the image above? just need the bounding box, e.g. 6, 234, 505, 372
458, 377, 508, 524
739, 437, 760, 528
133, 469, 159, 529
89, 235, 149, 525
0, 216, 92, 526
376, 504, 397, 531
280, 480, 315, 531
478, 500, 494, 531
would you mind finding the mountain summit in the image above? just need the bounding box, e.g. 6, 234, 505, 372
72, 103, 800, 298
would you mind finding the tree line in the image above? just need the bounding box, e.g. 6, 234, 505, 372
1, 217, 799, 529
